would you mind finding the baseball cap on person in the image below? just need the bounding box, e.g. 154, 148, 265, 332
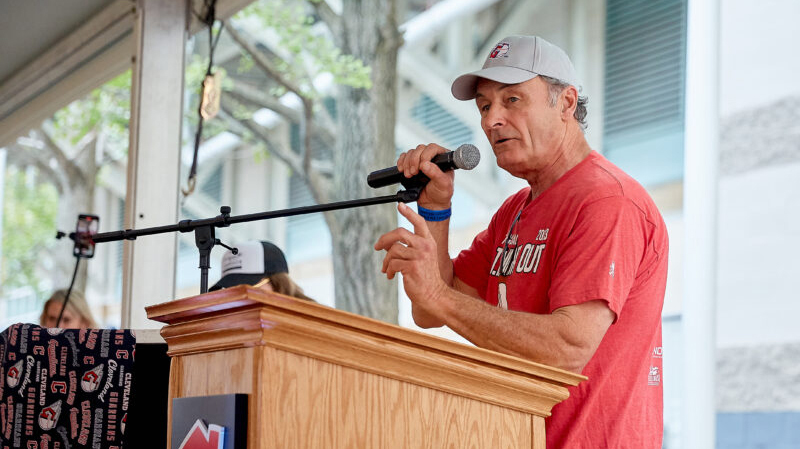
451, 35, 581, 101
209, 241, 289, 291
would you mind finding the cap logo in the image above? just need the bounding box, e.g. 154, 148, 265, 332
489, 42, 510, 59
221, 258, 243, 275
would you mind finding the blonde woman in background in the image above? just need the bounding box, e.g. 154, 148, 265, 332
39, 289, 97, 329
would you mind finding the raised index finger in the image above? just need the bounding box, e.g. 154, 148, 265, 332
398, 203, 432, 239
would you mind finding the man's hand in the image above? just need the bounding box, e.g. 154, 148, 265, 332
374, 203, 449, 320
396, 143, 455, 209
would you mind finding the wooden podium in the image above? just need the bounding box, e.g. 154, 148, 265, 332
146, 286, 585, 448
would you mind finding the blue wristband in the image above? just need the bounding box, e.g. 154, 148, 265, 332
417, 205, 451, 222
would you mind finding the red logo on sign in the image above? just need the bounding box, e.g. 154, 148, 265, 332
177, 419, 225, 449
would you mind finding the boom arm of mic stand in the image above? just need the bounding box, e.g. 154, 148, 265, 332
89, 189, 421, 294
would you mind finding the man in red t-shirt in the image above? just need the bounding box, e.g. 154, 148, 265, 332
375, 35, 668, 448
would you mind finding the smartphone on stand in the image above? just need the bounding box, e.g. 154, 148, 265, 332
73, 214, 99, 258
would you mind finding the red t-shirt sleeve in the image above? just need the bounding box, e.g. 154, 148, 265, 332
548, 196, 647, 319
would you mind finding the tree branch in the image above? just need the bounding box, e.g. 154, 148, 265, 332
227, 82, 337, 143
312, 98, 338, 145
219, 102, 302, 173
224, 22, 325, 193
219, 100, 332, 203
5, 143, 64, 193
224, 23, 311, 100
73, 129, 98, 166
311, 0, 343, 47
302, 104, 313, 176
33, 127, 83, 187
228, 82, 301, 121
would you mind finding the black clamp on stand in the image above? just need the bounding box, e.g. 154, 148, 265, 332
177, 206, 238, 293
396, 186, 422, 203
90, 188, 421, 294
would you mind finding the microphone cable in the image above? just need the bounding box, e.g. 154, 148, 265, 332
55, 256, 81, 328
183, 0, 224, 199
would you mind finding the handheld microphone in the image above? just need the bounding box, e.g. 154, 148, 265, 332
367, 144, 480, 189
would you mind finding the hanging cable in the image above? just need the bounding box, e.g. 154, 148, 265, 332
183, 0, 224, 198
55, 256, 82, 328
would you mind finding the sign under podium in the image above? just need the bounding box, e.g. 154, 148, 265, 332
146, 286, 585, 448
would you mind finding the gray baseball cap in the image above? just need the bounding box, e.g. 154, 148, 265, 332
451, 35, 580, 101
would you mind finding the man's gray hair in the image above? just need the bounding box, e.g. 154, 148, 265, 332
539, 75, 588, 131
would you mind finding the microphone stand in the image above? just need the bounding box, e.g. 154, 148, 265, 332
92, 188, 422, 293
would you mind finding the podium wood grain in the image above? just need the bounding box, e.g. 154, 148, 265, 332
147, 286, 584, 448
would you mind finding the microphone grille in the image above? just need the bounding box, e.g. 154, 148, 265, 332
453, 144, 480, 170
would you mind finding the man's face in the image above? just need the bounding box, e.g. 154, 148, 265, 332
474, 77, 565, 178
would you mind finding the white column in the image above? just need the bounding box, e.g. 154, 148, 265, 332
569, 0, 606, 152
682, 0, 719, 447
0, 148, 6, 278
122, 0, 187, 328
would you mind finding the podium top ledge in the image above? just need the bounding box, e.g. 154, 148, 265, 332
145, 285, 586, 388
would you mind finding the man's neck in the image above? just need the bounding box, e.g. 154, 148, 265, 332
526, 127, 591, 200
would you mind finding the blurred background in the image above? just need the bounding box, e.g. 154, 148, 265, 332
1, 0, 799, 447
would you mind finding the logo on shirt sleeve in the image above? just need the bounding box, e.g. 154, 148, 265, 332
648, 366, 661, 386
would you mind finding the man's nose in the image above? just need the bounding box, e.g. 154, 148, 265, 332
483, 107, 506, 129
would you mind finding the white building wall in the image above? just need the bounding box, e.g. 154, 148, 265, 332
719, 0, 800, 116
714, 0, 800, 438
717, 162, 800, 347
716, 0, 800, 349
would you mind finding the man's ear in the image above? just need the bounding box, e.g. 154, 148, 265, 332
561, 86, 578, 121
